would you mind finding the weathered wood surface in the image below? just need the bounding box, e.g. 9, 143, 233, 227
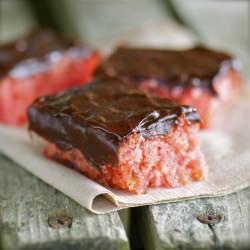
46, 0, 170, 46
0, 0, 36, 44
0, 154, 129, 250
136, 188, 250, 250
118, 209, 130, 236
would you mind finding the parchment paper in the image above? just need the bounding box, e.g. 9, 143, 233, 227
0, 95, 249, 214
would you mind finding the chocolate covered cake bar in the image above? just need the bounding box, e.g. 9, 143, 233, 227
28, 77, 206, 193
0, 29, 101, 125
97, 46, 242, 127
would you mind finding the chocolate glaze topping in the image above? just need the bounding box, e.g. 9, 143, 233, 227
28, 78, 200, 168
97, 46, 240, 95
0, 29, 90, 79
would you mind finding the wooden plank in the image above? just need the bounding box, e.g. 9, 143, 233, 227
0, 0, 36, 44
136, 188, 250, 250
118, 209, 130, 236
0, 154, 129, 250
46, 0, 171, 46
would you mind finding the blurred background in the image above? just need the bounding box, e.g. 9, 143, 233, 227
1, 0, 249, 81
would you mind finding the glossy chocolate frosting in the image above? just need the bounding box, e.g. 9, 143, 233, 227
28, 78, 200, 168
0, 29, 91, 79
97, 46, 240, 94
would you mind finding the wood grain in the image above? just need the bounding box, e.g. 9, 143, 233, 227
0, 154, 129, 250
137, 188, 250, 250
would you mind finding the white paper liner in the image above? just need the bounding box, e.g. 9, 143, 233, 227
0, 96, 249, 214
